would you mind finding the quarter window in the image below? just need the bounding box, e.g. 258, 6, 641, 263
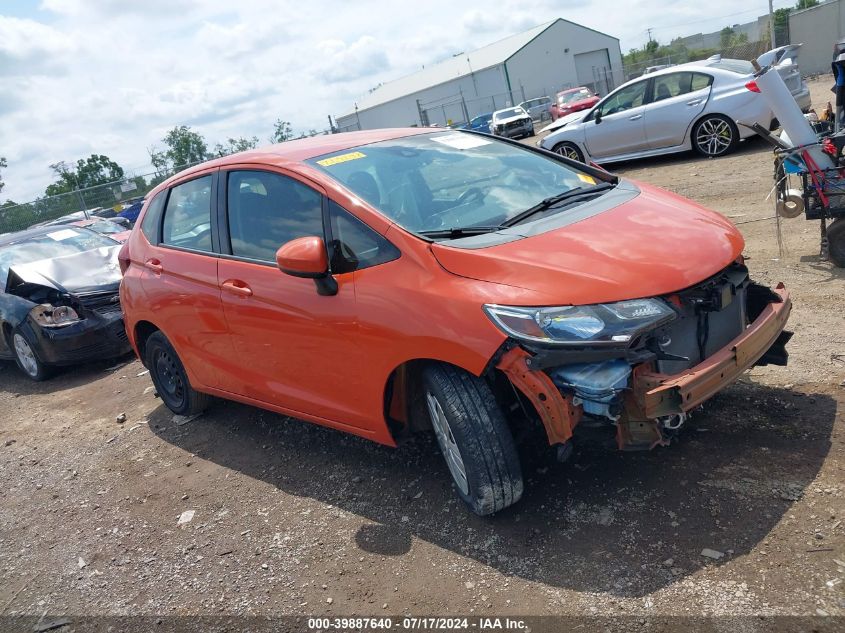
226, 171, 323, 263
691, 72, 714, 92
328, 201, 400, 273
161, 176, 213, 252
140, 190, 167, 243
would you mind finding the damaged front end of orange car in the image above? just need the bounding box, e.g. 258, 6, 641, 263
492, 262, 791, 453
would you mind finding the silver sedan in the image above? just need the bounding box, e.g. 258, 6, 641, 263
539, 46, 810, 163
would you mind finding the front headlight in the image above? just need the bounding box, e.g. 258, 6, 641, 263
30, 304, 81, 328
483, 299, 676, 346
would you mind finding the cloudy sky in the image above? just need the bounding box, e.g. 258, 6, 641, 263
1, 0, 795, 203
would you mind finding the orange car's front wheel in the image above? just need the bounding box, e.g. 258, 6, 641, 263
422, 364, 523, 516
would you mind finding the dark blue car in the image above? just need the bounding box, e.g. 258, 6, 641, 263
465, 113, 493, 132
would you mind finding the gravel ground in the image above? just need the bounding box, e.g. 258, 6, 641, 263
1, 78, 844, 626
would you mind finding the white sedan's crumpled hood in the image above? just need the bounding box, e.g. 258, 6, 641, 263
496, 114, 531, 125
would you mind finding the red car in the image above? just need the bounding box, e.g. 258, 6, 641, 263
119, 129, 791, 515
549, 87, 600, 121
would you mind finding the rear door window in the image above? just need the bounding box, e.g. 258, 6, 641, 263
161, 176, 214, 252
226, 170, 324, 263
652, 72, 697, 101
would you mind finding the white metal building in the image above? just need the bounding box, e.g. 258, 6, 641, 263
335, 19, 623, 130
788, 0, 845, 75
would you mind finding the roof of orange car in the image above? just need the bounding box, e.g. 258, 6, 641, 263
163, 128, 434, 187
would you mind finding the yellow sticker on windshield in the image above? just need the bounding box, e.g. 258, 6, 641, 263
577, 174, 597, 185
317, 151, 366, 167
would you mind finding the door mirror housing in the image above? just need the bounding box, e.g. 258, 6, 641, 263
275, 236, 337, 295
594, 110, 602, 124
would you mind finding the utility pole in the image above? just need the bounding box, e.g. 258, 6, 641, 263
647, 27, 653, 43
768, 0, 776, 48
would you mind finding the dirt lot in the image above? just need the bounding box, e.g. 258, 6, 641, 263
1, 77, 844, 625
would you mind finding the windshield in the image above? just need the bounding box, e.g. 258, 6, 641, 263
0, 228, 117, 286
471, 115, 491, 126
307, 132, 604, 235
559, 88, 593, 104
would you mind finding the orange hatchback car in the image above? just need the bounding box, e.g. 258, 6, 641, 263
119, 129, 791, 515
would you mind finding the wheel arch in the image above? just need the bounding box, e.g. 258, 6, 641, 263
381, 349, 568, 448
689, 111, 739, 153
382, 357, 477, 442
133, 320, 161, 364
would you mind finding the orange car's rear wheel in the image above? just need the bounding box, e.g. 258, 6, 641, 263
145, 331, 210, 416
422, 364, 523, 516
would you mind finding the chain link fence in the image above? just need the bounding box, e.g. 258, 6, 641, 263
622, 40, 772, 81
0, 160, 209, 235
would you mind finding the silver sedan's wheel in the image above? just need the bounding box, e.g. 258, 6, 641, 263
426, 391, 469, 495
692, 115, 738, 157
553, 141, 584, 162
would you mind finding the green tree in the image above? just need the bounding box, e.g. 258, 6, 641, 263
720, 27, 735, 49
163, 125, 208, 169
45, 155, 124, 196
795, 0, 819, 9
212, 136, 259, 157
774, 8, 791, 47
270, 119, 293, 143
0, 156, 6, 196
148, 146, 169, 179
75, 154, 124, 188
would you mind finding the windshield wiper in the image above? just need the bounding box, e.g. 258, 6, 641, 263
418, 225, 503, 239
500, 182, 616, 228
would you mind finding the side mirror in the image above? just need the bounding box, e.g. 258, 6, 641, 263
275, 236, 337, 296
594, 111, 602, 124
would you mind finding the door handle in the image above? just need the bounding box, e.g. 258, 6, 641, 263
686, 99, 702, 106
221, 279, 253, 298
144, 259, 163, 274
628, 114, 643, 121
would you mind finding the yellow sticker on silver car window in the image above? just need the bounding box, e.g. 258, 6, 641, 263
577, 174, 596, 185
317, 151, 366, 167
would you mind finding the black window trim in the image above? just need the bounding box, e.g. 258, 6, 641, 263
155, 169, 220, 258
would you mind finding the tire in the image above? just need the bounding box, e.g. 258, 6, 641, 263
145, 331, 210, 416
692, 114, 739, 157
828, 217, 845, 268
422, 364, 523, 516
11, 327, 51, 381
553, 141, 585, 163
